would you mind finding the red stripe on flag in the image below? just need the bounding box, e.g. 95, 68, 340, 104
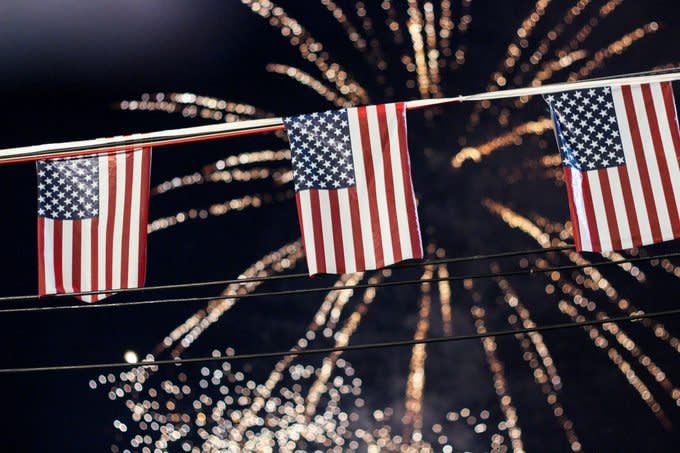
376, 104, 402, 263
37, 216, 46, 296
137, 149, 151, 287
597, 169, 623, 250
641, 84, 680, 237
309, 189, 326, 274
617, 166, 642, 247
120, 152, 134, 287
581, 173, 601, 251
72, 220, 82, 292
53, 221, 64, 293
395, 102, 422, 258
621, 85, 663, 244
348, 186, 365, 272
357, 106, 385, 268
328, 190, 346, 274
563, 167, 583, 250
106, 154, 117, 291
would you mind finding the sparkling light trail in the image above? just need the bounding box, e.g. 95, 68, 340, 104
492, 272, 582, 452
469, 298, 526, 453
406, 0, 431, 98
556, 300, 673, 429
148, 191, 295, 233
242, 0, 370, 103
403, 265, 435, 440
304, 272, 387, 420
266, 64, 352, 107
568, 22, 660, 80
451, 118, 553, 168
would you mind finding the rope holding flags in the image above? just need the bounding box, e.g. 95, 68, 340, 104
0, 69, 678, 164
0, 68, 679, 301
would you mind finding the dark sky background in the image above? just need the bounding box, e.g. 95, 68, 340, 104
0, 0, 679, 451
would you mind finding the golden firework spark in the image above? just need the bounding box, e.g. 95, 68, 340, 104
119, 92, 274, 122
423, 2, 442, 97
148, 191, 295, 233
568, 22, 660, 80
448, 0, 473, 70
437, 262, 453, 336
242, 0, 369, 103
304, 272, 387, 420
469, 300, 526, 453
492, 272, 582, 452
407, 0, 432, 98
232, 273, 365, 438
557, 300, 672, 429
451, 118, 553, 168
266, 64, 352, 107
484, 199, 680, 355
403, 265, 434, 440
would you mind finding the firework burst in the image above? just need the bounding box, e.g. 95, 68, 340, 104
96, 1, 679, 451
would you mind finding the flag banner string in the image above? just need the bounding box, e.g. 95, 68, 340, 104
0, 245, 575, 302
2, 307, 679, 374
0, 68, 678, 164
1, 251, 677, 315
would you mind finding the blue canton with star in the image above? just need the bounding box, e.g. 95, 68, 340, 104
283, 109, 356, 191
37, 157, 99, 220
544, 86, 626, 171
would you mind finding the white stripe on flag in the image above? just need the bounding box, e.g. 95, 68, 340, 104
366, 105, 394, 266
128, 149, 143, 287
43, 219, 56, 294
586, 171, 612, 251
299, 190, 318, 274
650, 83, 680, 210
631, 85, 674, 240
80, 218, 92, 301
606, 167, 634, 249
386, 103, 412, 259
337, 188, 356, 273
97, 155, 109, 300
348, 107, 376, 269
611, 86, 654, 245
318, 190, 337, 273
112, 152, 127, 289
568, 169, 593, 251
61, 220, 74, 293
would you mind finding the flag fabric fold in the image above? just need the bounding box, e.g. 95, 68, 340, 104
37, 147, 152, 302
545, 81, 680, 252
283, 102, 423, 275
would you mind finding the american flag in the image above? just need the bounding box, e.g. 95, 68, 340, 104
37, 148, 152, 302
545, 81, 680, 252
283, 102, 422, 274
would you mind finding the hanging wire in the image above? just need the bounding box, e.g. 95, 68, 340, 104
0, 245, 575, 302
2, 307, 679, 374
1, 251, 678, 314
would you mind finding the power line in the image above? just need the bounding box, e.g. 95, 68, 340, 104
1, 251, 676, 315
0, 245, 575, 302
2, 307, 678, 374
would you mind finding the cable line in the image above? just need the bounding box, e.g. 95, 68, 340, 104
1, 251, 676, 314
0, 245, 575, 302
2, 308, 678, 374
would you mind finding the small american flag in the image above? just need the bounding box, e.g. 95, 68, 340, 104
545, 81, 680, 252
37, 148, 152, 302
283, 102, 422, 274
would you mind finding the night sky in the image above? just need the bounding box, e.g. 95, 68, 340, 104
1, 0, 679, 451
